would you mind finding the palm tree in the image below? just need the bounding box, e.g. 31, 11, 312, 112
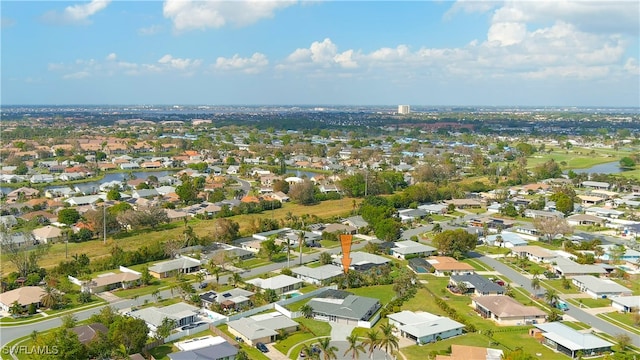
301, 304, 314, 319
379, 323, 399, 359
530, 277, 541, 297
151, 289, 160, 303
344, 334, 365, 359
232, 272, 242, 287
317, 337, 338, 360
544, 289, 559, 306
362, 329, 380, 359
300, 344, 320, 360
9, 301, 22, 317
40, 286, 60, 310
432, 223, 442, 234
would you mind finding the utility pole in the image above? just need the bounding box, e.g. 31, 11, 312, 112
103, 203, 106, 244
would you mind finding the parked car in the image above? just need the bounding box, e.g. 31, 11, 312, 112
199, 282, 207, 289
256, 342, 269, 353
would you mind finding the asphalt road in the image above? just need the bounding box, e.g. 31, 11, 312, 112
469, 252, 640, 348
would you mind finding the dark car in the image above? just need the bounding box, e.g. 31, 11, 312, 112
256, 342, 269, 353
181, 324, 197, 331
199, 282, 207, 289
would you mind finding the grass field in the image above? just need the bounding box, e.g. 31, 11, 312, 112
349, 284, 396, 304
542, 279, 580, 294
598, 312, 640, 334
526, 147, 630, 170
0, 198, 358, 275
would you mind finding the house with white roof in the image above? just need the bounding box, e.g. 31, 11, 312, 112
553, 257, 608, 277
128, 302, 199, 335
390, 240, 436, 259
245, 274, 302, 296
571, 275, 632, 299
387, 310, 464, 345
149, 256, 201, 278
533, 322, 613, 358
334, 251, 390, 271
291, 264, 343, 285
611, 296, 640, 313
510, 245, 558, 263
485, 232, 528, 248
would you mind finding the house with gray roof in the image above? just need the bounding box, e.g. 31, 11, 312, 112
334, 251, 390, 271
132, 189, 159, 199
291, 264, 343, 285
390, 240, 436, 259
534, 322, 613, 358
168, 342, 238, 360
246, 274, 302, 296
611, 296, 640, 313
306, 290, 381, 326
553, 257, 607, 277
200, 288, 254, 311
0, 215, 18, 228
341, 215, 368, 230
149, 256, 201, 278
128, 302, 199, 335
227, 312, 298, 346
449, 274, 505, 296
571, 275, 632, 299
387, 310, 464, 345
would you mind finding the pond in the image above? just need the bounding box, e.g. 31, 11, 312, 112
567, 161, 629, 175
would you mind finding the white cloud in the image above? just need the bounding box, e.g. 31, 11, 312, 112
214, 53, 269, 74
138, 25, 163, 36
157, 54, 203, 71
106, 53, 117, 61
624, 58, 639, 75
163, 0, 297, 32
487, 22, 527, 46
41, 0, 110, 25
63, 71, 90, 80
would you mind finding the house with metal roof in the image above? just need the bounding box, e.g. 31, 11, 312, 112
472, 296, 547, 325
553, 258, 607, 277
387, 310, 464, 345
227, 312, 298, 346
291, 264, 343, 285
571, 275, 632, 299
449, 274, 505, 296
390, 240, 436, 259
533, 322, 613, 358
510, 246, 558, 263
245, 274, 302, 296
485, 232, 528, 248
149, 256, 201, 278
307, 290, 381, 326
611, 296, 640, 313
334, 251, 390, 271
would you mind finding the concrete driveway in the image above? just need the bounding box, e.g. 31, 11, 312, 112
330, 322, 355, 342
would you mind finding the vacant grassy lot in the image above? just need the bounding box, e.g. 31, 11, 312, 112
1, 198, 358, 274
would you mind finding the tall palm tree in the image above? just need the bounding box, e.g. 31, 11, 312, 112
232, 272, 242, 287
300, 304, 314, 319
344, 334, 365, 359
300, 344, 320, 360
379, 323, 399, 359
40, 286, 60, 309
317, 337, 338, 360
545, 289, 559, 306
530, 277, 541, 297
362, 329, 380, 359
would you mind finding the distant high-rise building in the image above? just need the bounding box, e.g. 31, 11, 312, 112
398, 105, 410, 114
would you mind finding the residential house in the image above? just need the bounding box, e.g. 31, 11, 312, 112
227, 312, 298, 346
307, 289, 381, 326
128, 302, 199, 335
581, 181, 610, 190
567, 214, 605, 227
523, 209, 564, 219
571, 275, 632, 299
30, 174, 55, 184
449, 274, 505, 296
510, 246, 558, 263
169, 341, 238, 360
387, 310, 465, 345
473, 296, 547, 325
418, 203, 448, 215
6, 187, 40, 202
398, 208, 428, 223
341, 215, 369, 230
577, 195, 605, 207
533, 322, 613, 358
245, 274, 302, 296
611, 296, 640, 313
132, 189, 159, 199
31, 225, 62, 244
82, 268, 141, 293
291, 264, 343, 285
334, 251, 390, 271
200, 288, 254, 311
71, 323, 109, 345
485, 232, 528, 248
0, 286, 45, 312
0, 232, 37, 247
390, 240, 436, 259
425, 257, 475, 276
434, 345, 503, 360
584, 207, 624, 219
444, 199, 483, 209
0, 215, 18, 228
148, 256, 201, 278
597, 244, 640, 265
553, 257, 607, 277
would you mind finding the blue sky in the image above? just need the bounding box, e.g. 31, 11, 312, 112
1, 1, 639, 106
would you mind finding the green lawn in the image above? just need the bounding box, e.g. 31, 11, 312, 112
462, 258, 493, 271
598, 312, 640, 334
217, 325, 269, 360
319, 240, 340, 249
349, 284, 396, 304
574, 298, 613, 308
274, 318, 331, 355
542, 279, 580, 294
475, 246, 511, 256
112, 281, 172, 298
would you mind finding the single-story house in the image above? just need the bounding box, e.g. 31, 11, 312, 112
227, 312, 298, 346
444, 199, 483, 209
597, 244, 640, 265
584, 207, 624, 219
245, 274, 302, 296
426, 256, 475, 277
128, 302, 199, 335
533, 322, 613, 358
397, 208, 428, 222
571, 275, 633, 299
83, 269, 141, 293
611, 296, 640, 313
334, 251, 390, 271
0, 215, 18, 228
581, 181, 610, 190
449, 274, 504, 296
473, 296, 547, 325
149, 256, 201, 278
567, 214, 605, 227
71, 323, 109, 345
200, 288, 254, 311
0, 286, 46, 312
291, 264, 343, 285
510, 246, 558, 263
390, 240, 436, 259
523, 209, 564, 219
553, 257, 607, 277
387, 310, 464, 345
434, 344, 503, 360
418, 203, 448, 215
307, 289, 381, 326
31, 225, 63, 244
485, 232, 527, 248
0, 232, 37, 247
169, 341, 238, 360
341, 215, 369, 230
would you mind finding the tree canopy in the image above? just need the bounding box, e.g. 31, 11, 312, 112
432, 229, 478, 257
